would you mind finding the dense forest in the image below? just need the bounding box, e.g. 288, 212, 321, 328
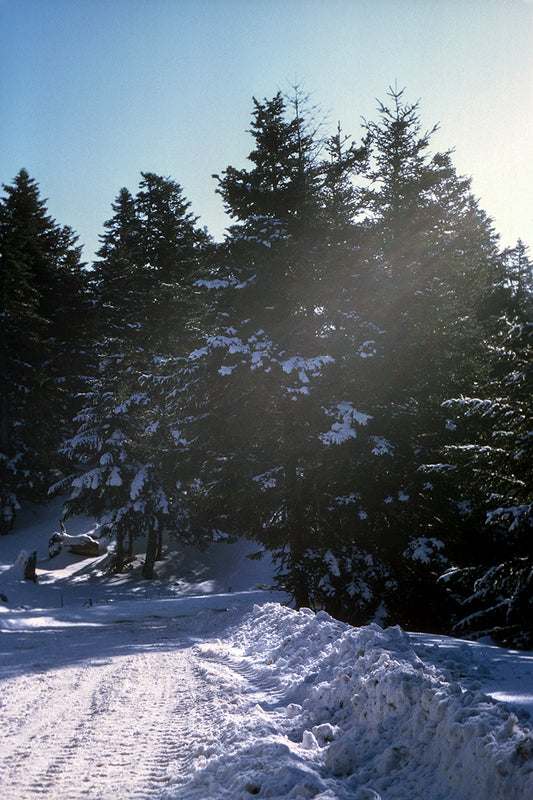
1, 88, 532, 647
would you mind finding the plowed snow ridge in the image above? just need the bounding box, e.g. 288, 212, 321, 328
1, 601, 533, 800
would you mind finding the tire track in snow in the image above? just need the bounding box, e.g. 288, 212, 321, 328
0, 663, 98, 791
197, 645, 287, 709
0, 647, 229, 800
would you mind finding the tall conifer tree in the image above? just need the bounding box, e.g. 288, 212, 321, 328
440, 252, 532, 646
0, 169, 86, 527
195, 88, 504, 626
188, 91, 368, 607
60, 174, 209, 577
330, 89, 504, 627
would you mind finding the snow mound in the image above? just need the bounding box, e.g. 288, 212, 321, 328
176, 603, 533, 800
2, 500, 532, 799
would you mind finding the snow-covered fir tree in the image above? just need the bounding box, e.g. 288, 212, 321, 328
439, 286, 532, 647
0, 169, 88, 529
178, 90, 398, 611
58, 173, 210, 577
181, 88, 507, 629
338, 89, 504, 628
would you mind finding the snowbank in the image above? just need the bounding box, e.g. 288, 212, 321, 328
2, 500, 532, 799
178, 603, 533, 800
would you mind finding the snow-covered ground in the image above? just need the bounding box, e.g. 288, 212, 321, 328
1, 502, 532, 799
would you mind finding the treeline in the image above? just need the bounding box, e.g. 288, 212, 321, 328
1, 88, 532, 647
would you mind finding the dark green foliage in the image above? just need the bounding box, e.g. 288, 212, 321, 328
215, 91, 309, 229
439, 315, 533, 647
59, 173, 211, 576
201, 90, 371, 608
502, 239, 533, 312
0, 169, 88, 524
173, 87, 515, 632
295, 89, 502, 629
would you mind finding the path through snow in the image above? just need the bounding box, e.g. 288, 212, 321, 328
0, 609, 233, 800
0, 603, 283, 800
1, 502, 533, 799
1, 601, 533, 800
2, 649, 200, 798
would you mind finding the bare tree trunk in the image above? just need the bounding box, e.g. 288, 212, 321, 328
127, 532, 134, 563
142, 528, 158, 579
114, 529, 125, 573
286, 452, 310, 610
156, 528, 163, 561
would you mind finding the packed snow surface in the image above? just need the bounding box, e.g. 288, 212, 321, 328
1, 503, 533, 799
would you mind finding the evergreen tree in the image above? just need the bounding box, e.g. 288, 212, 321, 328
59, 173, 210, 577
201, 89, 501, 626
187, 91, 370, 608
502, 239, 533, 312
326, 89, 504, 629
214, 91, 309, 234
0, 169, 87, 526
198, 88, 502, 626
440, 310, 533, 647
94, 187, 141, 336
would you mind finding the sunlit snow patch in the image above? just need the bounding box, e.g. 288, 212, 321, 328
320, 401, 372, 445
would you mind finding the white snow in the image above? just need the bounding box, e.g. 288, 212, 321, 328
1, 500, 532, 800
130, 465, 149, 500
72, 467, 103, 490
486, 504, 532, 531
195, 276, 255, 290
404, 537, 445, 565
196, 278, 232, 288
218, 364, 237, 375
357, 340, 378, 358
280, 355, 334, 376
371, 436, 393, 456
253, 469, 279, 490
106, 465, 122, 486
321, 402, 372, 446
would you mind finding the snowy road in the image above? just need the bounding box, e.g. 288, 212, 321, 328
1, 501, 533, 800
2, 601, 533, 800
0, 609, 253, 800
0, 600, 300, 800
1, 648, 208, 799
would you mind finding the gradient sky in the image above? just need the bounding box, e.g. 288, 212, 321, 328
1, 0, 532, 262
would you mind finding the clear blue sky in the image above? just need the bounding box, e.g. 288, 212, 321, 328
1, 0, 532, 262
